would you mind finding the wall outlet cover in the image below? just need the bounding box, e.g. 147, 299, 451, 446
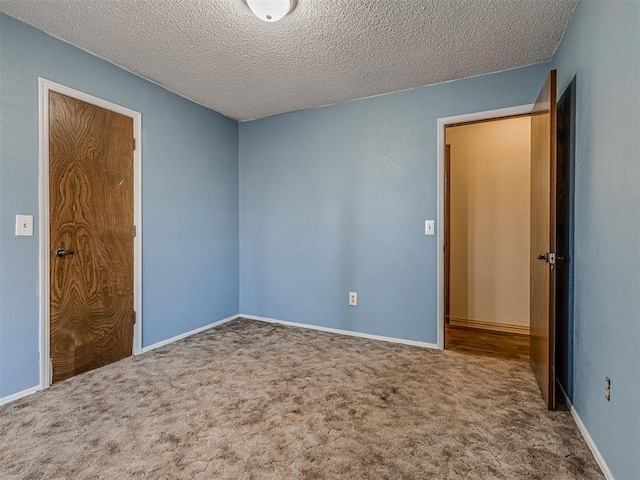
349, 292, 357, 306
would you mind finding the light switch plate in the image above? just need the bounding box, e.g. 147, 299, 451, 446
15, 215, 34, 236
425, 220, 435, 235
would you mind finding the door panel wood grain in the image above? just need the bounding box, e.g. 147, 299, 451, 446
530, 70, 557, 409
49, 91, 134, 383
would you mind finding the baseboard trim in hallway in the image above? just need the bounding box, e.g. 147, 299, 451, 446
448, 317, 530, 335
140, 314, 240, 353
240, 314, 440, 350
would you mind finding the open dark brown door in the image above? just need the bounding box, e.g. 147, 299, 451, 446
49, 91, 135, 383
530, 70, 557, 409
555, 78, 577, 403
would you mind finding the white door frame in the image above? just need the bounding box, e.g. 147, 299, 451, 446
38, 78, 143, 388
435, 103, 534, 349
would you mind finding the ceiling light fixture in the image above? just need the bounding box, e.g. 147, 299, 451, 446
246, 0, 295, 22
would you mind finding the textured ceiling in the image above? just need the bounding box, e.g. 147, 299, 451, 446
0, 0, 578, 121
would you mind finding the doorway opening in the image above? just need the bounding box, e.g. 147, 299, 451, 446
444, 114, 532, 362
437, 71, 574, 411
38, 78, 143, 388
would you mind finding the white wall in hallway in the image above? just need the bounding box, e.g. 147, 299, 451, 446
446, 116, 531, 328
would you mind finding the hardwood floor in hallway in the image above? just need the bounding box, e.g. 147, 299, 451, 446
445, 324, 530, 362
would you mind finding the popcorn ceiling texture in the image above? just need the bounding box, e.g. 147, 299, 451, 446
0, 319, 602, 479
0, 0, 577, 121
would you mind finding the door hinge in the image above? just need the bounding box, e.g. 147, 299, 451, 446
133, 311, 137, 324
133, 225, 137, 237
549, 252, 556, 265
133, 138, 136, 150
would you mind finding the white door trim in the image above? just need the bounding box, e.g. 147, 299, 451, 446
435, 104, 534, 349
38, 78, 143, 389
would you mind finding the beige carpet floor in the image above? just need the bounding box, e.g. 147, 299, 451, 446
0, 319, 602, 479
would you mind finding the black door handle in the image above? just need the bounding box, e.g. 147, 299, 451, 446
56, 248, 76, 257
537, 253, 549, 261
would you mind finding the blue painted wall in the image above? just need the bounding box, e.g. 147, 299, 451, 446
239, 63, 550, 343
4, 6, 638, 477
552, 1, 640, 477
0, 13, 239, 398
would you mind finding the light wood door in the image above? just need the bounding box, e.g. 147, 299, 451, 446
49, 91, 135, 383
530, 70, 557, 409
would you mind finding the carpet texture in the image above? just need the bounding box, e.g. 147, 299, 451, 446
0, 319, 601, 479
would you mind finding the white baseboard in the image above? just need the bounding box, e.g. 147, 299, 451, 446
557, 377, 611, 479
0, 314, 614, 480
0, 385, 41, 407
557, 380, 612, 478
240, 314, 439, 350
570, 406, 613, 480
141, 314, 239, 353
1, 315, 240, 406
448, 316, 530, 335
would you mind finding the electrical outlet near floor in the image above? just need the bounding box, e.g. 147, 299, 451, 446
605, 377, 611, 401
349, 292, 357, 306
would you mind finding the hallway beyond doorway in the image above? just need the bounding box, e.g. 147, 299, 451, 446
445, 323, 530, 362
